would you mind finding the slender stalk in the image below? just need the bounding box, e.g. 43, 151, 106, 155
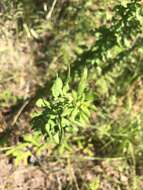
46, 0, 58, 20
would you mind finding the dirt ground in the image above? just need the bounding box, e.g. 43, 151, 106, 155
0, 153, 138, 190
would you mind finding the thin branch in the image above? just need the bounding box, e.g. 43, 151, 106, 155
46, 0, 58, 20
11, 99, 30, 126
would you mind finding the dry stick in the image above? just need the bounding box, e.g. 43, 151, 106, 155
67, 157, 80, 190
56, 174, 62, 190
0, 75, 18, 84
62, 155, 124, 161
71, 167, 80, 190
46, 0, 58, 20
11, 99, 30, 126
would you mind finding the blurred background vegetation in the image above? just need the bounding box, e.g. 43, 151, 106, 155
1, 0, 143, 189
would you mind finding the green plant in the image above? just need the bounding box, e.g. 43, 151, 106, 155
2, 1, 143, 189
32, 67, 95, 142
6, 67, 95, 164
87, 177, 100, 190
0, 89, 18, 107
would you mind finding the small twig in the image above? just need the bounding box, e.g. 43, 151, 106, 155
56, 174, 62, 190
67, 157, 80, 190
0, 146, 13, 151
46, 0, 58, 20
0, 75, 17, 84
71, 167, 80, 190
57, 155, 125, 161
11, 99, 30, 126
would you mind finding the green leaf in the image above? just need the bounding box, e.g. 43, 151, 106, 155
71, 107, 79, 120
61, 118, 70, 127
78, 67, 88, 96
96, 77, 108, 95
45, 120, 55, 136
24, 133, 41, 147
80, 112, 89, 125
36, 98, 50, 107
52, 77, 63, 98
62, 107, 73, 117
63, 82, 70, 95
36, 98, 44, 107
80, 105, 91, 117
53, 133, 60, 144
72, 90, 78, 101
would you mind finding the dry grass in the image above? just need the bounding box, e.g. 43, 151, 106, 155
0, 20, 39, 100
